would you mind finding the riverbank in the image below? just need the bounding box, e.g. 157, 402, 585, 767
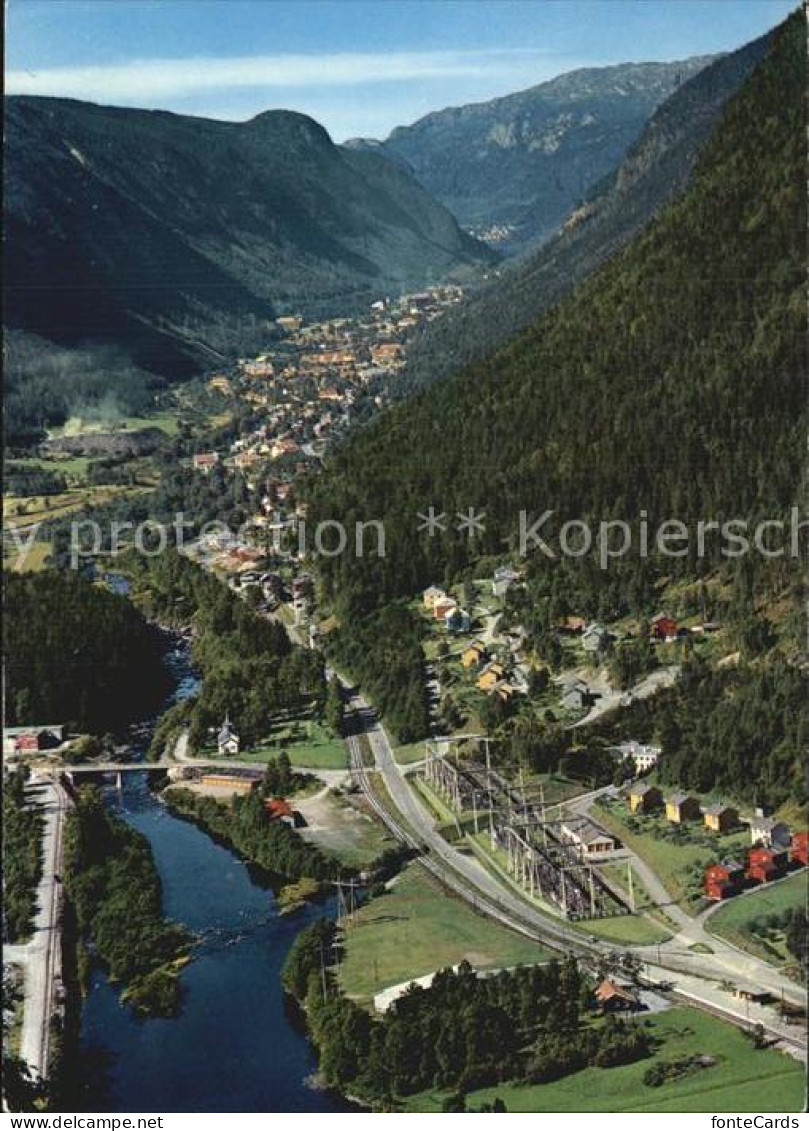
76, 772, 351, 1112
162, 786, 344, 889
63, 789, 193, 1018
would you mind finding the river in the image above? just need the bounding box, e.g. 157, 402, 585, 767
75, 635, 350, 1113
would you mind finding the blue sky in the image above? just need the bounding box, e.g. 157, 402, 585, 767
6, 0, 796, 140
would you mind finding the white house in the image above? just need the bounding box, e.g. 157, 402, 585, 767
615, 741, 661, 773
749, 816, 790, 849
560, 816, 616, 858
217, 714, 241, 756
582, 623, 610, 653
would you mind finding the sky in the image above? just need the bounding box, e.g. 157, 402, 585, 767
5, 0, 796, 140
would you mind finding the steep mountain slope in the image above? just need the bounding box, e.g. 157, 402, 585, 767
3, 98, 493, 378
357, 56, 713, 252
398, 30, 774, 394
309, 12, 805, 609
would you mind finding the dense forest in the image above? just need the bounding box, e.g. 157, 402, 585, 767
63, 786, 192, 1016
307, 13, 805, 615
591, 654, 807, 808
326, 604, 430, 742
4, 331, 163, 447
163, 786, 343, 882
3, 570, 171, 733
284, 920, 651, 1105
122, 550, 326, 751
3, 768, 44, 942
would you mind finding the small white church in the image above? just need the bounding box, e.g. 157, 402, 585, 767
217, 713, 241, 756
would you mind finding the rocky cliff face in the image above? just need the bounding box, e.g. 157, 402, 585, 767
354, 56, 714, 254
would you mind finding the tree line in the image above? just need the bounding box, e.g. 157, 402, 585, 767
326, 604, 430, 743
124, 550, 328, 751
63, 786, 192, 1016
3, 768, 44, 942
283, 919, 652, 1107
4, 570, 171, 735
163, 786, 344, 883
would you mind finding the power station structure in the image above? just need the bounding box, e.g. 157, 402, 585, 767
423, 738, 631, 922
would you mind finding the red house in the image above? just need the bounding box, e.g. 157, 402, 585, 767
264, 798, 303, 828
16, 733, 42, 753
704, 860, 745, 901
651, 613, 678, 640
791, 831, 808, 867
747, 846, 785, 885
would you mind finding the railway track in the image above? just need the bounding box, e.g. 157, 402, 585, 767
345, 719, 600, 959
342, 695, 807, 1058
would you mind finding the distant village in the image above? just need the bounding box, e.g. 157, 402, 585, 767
192, 285, 464, 485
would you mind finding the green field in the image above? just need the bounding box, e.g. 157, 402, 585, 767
47, 410, 180, 438
393, 740, 427, 765
706, 871, 807, 967
4, 484, 151, 529
595, 799, 749, 912
574, 911, 671, 947
4, 541, 51, 573
297, 789, 395, 869
406, 1007, 806, 1112
243, 717, 348, 769
338, 863, 549, 1004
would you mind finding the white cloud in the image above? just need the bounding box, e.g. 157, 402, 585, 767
5, 47, 555, 102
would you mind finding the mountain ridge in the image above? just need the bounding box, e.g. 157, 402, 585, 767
3, 97, 494, 380
396, 28, 775, 394
353, 55, 716, 252
308, 12, 805, 609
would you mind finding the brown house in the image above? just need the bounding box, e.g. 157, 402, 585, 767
594, 979, 641, 1012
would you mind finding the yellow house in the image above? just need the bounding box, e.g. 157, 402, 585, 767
665, 792, 702, 823
461, 642, 487, 669
208, 375, 233, 395
703, 804, 738, 833
628, 783, 663, 813
477, 663, 505, 692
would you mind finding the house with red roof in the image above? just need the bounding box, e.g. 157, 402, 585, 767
704, 860, 745, 901
264, 798, 304, 828
746, 846, 787, 885
791, 831, 808, 867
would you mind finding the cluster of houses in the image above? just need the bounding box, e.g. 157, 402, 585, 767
704, 831, 807, 901
192, 286, 465, 489
457, 640, 523, 703
558, 612, 720, 651
624, 784, 807, 901
423, 586, 472, 635
627, 783, 746, 832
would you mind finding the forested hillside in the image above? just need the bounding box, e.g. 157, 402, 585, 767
399, 29, 773, 394
3, 571, 171, 732
308, 13, 805, 617
122, 551, 325, 750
